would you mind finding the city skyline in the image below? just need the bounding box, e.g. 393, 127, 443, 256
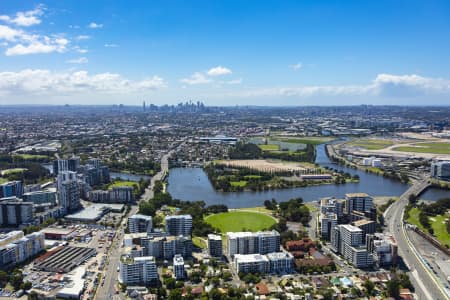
1, 1, 450, 106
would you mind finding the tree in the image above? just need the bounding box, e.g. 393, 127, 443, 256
387, 278, 400, 299
0, 271, 8, 287
363, 280, 375, 296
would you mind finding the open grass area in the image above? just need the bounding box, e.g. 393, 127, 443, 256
271, 136, 335, 145
407, 207, 450, 247
346, 139, 393, 150
235, 206, 273, 214
192, 236, 207, 249
1, 168, 27, 176
230, 180, 247, 187
305, 203, 319, 212
205, 211, 276, 233
393, 142, 450, 154
259, 144, 280, 151
13, 153, 50, 160
108, 180, 138, 190
0, 177, 8, 184
244, 175, 262, 179
406, 207, 424, 230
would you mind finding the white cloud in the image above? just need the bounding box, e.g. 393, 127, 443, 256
5, 37, 68, 56
207, 66, 232, 76
0, 5, 44, 27
0, 25, 23, 41
0, 7, 70, 56
104, 43, 119, 48
0, 69, 167, 97
180, 72, 212, 85
88, 22, 103, 29
75, 35, 90, 40
289, 63, 302, 70
231, 74, 450, 99
66, 57, 88, 64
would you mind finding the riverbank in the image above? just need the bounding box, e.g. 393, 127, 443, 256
326, 144, 409, 183
167, 144, 446, 208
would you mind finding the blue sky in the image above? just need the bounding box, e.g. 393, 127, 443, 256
0, 0, 450, 106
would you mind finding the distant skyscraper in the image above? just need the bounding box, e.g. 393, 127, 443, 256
143, 101, 146, 112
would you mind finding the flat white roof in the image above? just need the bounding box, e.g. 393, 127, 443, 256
208, 234, 222, 241
234, 254, 269, 263
56, 267, 86, 298
266, 252, 293, 260
341, 224, 363, 232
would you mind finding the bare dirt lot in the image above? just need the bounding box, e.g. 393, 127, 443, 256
216, 159, 316, 173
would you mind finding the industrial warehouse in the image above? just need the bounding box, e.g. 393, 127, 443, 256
34, 246, 96, 272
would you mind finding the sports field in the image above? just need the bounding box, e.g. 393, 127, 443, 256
393, 142, 450, 155
346, 139, 393, 150
205, 211, 276, 233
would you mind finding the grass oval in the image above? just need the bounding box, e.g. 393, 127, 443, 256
205, 211, 276, 233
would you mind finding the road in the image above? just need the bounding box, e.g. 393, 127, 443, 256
95, 151, 173, 300
384, 178, 449, 300
140, 151, 173, 201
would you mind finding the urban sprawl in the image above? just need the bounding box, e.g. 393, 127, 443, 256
0, 104, 449, 300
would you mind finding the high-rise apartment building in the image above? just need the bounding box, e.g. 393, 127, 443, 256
345, 193, 373, 214
128, 214, 153, 234
173, 255, 185, 280
207, 234, 223, 258
0, 181, 23, 198
165, 215, 192, 236
119, 256, 158, 285
57, 171, 80, 213
226, 231, 280, 257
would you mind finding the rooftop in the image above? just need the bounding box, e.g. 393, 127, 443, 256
345, 193, 370, 198
208, 234, 222, 241
129, 214, 152, 220
234, 253, 269, 263
165, 214, 192, 220
341, 224, 363, 232
353, 219, 375, 226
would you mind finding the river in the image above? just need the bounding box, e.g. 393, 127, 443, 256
42, 164, 151, 182
167, 144, 448, 207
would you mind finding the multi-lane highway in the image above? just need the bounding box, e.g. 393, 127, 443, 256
95, 151, 173, 300
384, 178, 449, 300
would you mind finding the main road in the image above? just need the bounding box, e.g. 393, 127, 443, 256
384, 178, 449, 300
95, 151, 173, 300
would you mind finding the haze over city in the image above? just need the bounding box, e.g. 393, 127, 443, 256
1, 0, 450, 106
